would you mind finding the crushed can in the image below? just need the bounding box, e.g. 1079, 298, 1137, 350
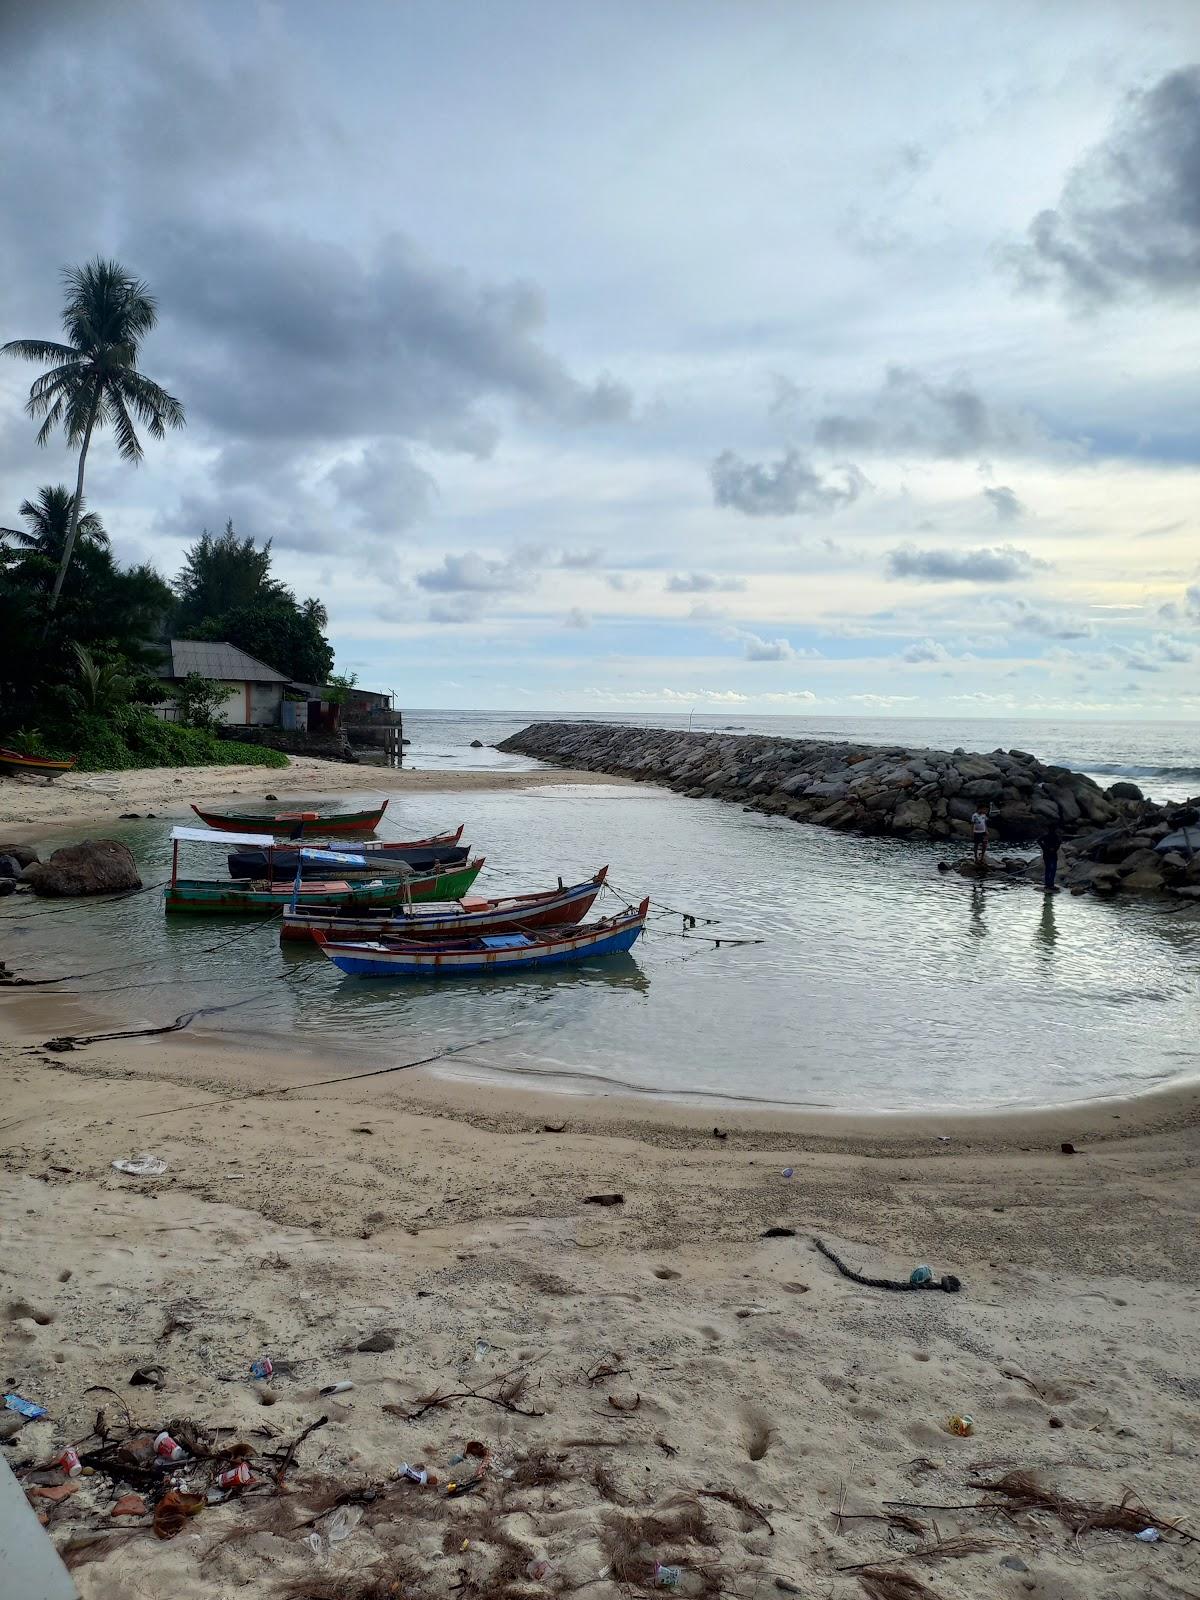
655, 1564, 683, 1589
250, 1356, 273, 1380
58, 1447, 82, 1478
398, 1461, 436, 1486
154, 1430, 188, 1463
218, 1461, 253, 1488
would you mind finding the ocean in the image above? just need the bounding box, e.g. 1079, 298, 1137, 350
7, 706, 1198, 1114
399, 710, 1200, 803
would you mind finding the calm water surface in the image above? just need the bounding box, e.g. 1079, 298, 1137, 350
6, 781, 1198, 1111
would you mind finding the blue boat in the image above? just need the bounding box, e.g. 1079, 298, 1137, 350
314, 898, 650, 978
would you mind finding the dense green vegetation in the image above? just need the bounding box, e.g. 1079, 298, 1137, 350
0, 259, 335, 772
173, 522, 334, 682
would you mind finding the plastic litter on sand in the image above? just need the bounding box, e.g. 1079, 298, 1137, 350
112, 1153, 169, 1177
4, 1394, 48, 1420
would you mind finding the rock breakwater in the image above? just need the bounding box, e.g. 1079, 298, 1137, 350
497, 722, 1200, 897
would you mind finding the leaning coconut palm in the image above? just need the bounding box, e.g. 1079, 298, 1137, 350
2, 258, 185, 611
1, 484, 108, 559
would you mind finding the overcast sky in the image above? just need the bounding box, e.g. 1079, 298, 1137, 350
2, 0, 1199, 718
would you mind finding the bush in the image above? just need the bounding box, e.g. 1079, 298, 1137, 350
67, 708, 290, 771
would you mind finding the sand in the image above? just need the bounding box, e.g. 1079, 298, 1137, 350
0, 758, 622, 831
2, 974, 1199, 1600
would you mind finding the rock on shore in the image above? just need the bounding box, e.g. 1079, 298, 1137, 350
24, 839, 141, 897
498, 723, 1200, 897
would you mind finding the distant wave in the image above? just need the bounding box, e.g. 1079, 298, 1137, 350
1065, 760, 1200, 783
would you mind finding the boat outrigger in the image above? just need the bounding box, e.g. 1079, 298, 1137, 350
280, 867, 609, 943
190, 799, 391, 836
313, 898, 649, 978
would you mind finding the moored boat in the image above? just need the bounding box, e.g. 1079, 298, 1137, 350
314, 898, 649, 978
280, 867, 608, 943
190, 799, 390, 835
227, 842, 470, 879
0, 748, 77, 780
163, 824, 483, 914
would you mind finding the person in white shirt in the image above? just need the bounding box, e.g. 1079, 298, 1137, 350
971, 803, 990, 863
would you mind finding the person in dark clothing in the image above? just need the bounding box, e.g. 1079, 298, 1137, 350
1040, 826, 1062, 892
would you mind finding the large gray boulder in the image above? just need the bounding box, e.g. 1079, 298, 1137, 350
25, 839, 141, 897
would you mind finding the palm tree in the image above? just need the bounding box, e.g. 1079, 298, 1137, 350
2, 258, 185, 612
1, 484, 108, 559
301, 596, 329, 629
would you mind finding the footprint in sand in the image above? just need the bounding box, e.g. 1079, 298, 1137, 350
740, 1406, 775, 1461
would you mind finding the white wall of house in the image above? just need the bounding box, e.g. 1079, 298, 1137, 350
153, 680, 282, 725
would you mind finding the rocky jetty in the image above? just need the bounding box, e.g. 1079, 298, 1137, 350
498, 722, 1200, 898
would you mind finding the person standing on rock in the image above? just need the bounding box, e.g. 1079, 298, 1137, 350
971, 802, 990, 864
1040, 825, 1062, 893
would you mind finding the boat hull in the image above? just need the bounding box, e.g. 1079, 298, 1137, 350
190, 800, 389, 835
317, 906, 647, 978
280, 872, 606, 943
0, 748, 76, 779
166, 859, 484, 915
228, 843, 469, 879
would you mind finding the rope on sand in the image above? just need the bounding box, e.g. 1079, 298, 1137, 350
813, 1236, 962, 1294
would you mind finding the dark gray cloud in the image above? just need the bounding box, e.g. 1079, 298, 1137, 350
137, 220, 631, 448
325, 447, 437, 533
815, 366, 1040, 459
710, 449, 865, 516
1019, 67, 1200, 303
665, 571, 745, 593
886, 543, 1045, 582
983, 485, 1023, 522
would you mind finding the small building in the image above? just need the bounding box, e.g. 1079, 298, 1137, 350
155, 640, 290, 726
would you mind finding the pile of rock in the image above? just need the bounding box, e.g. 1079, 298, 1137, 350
498, 723, 1199, 898
1059, 812, 1200, 898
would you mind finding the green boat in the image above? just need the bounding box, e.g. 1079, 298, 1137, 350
163, 825, 484, 915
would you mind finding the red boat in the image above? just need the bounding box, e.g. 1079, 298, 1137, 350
190, 799, 390, 836
0, 748, 76, 780
280, 867, 608, 943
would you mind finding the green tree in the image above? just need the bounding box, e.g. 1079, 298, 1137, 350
324, 670, 359, 706
173, 520, 284, 627
195, 598, 334, 683
2, 258, 185, 611
171, 672, 227, 734
67, 643, 134, 714
1, 484, 108, 556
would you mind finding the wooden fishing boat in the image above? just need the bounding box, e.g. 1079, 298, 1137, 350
314, 898, 649, 978
164, 825, 483, 914
190, 799, 390, 835
280, 867, 608, 944
0, 748, 76, 780
228, 842, 470, 879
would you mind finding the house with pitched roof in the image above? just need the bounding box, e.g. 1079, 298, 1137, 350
155, 640, 290, 726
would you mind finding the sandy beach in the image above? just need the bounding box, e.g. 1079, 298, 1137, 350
0, 758, 622, 832
2, 971, 1199, 1599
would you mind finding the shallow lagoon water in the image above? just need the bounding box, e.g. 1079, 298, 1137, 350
6, 781, 1199, 1110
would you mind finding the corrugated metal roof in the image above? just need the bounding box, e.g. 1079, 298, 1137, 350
162, 640, 289, 683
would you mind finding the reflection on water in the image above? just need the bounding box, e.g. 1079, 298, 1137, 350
4, 784, 1199, 1110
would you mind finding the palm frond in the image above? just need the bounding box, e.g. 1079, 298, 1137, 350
62, 259, 158, 349
34, 396, 66, 448
1, 338, 78, 364
26, 364, 87, 419
113, 367, 186, 434
104, 388, 144, 463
